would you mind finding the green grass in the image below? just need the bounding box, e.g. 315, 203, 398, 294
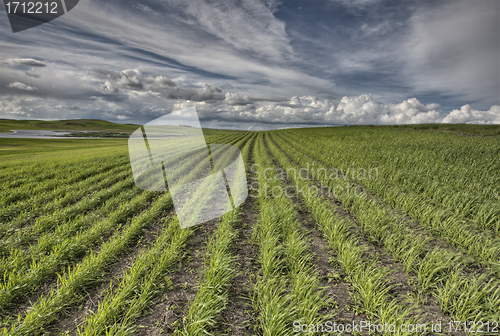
249, 134, 329, 336
0, 138, 129, 164
266, 134, 421, 334
77, 215, 191, 336
270, 130, 500, 324
276, 130, 500, 274
2, 193, 173, 335
0, 190, 158, 316
0, 119, 139, 133
0, 129, 235, 163
179, 133, 253, 335
389, 123, 500, 136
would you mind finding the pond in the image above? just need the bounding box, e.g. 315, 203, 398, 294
0, 130, 125, 138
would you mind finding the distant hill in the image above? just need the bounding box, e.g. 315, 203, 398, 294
0, 119, 139, 133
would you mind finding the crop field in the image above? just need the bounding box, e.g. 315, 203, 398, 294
0, 125, 499, 335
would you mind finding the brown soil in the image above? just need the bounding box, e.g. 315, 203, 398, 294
216, 135, 260, 335
215, 196, 260, 335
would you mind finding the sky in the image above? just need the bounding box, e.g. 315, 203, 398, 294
0, 0, 499, 130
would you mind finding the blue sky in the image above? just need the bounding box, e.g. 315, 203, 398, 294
0, 0, 499, 129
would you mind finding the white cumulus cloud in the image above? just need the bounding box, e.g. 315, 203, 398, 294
7, 81, 37, 91
442, 105, 500, 124
1, 64, 498, 128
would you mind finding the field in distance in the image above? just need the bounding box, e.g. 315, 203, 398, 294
0, 125, 499, 335
0, 119, 139, 133
1, 118, 499, 135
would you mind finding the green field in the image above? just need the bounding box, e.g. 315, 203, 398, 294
0, 119, 140, 133
388, 123, 500, 136
0, 126, 499, 335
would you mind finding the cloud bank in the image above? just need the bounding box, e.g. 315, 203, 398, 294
1, 65, 497, 129
178, 94, 499, 127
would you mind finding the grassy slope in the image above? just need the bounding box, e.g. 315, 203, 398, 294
0, 119, 139, 133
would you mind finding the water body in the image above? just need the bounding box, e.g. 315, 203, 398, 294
0, 130, 186, 139
0, 130, 108, 139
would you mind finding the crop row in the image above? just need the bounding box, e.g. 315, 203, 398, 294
0, 161, 131, 236
292, 127, 499, 201
277, 131, 500, 272
77, 132, 254, 335
265, 134, 431, 334
0, 132, 232, 194
0, 155, 130, 207
0, 150, 129, 190
180, 133, 256, 335
249, 134, 328, 336
0, 132, 245, 317
0, 190, 158, 316
280, 130, 500, 277
278, 129, 500, 236
0, 185, 141, 290
0, 131, 253, 333
270, 132, 500, 324
2, 192, 174, 335
77, 216, 192, 336
0, 172, 136, 253
1, 131, 249, 250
